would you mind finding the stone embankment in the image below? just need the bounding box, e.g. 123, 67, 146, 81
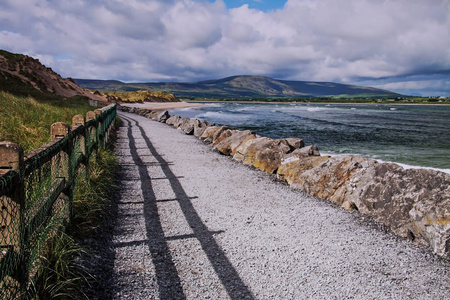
119, 105, 450, 259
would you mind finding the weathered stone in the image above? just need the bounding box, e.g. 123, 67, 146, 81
284, 138, 305, 150
233, 137, 271, 163
233, 137, 292, 173
173, 116, 185, 128
277, 156, 330, 185
278, 153, 450, 258
212, 129, 237, 147
273, 139, 292, 154
282, 145, 320, 163
193, 120, 209, 137
179, 118, 195, 135
214, 130, 257, 156
201, 126, 229, 144
166, 115, 181, 126
287, 156, 374, 205
149, 111, 160, 120
157, 110, 170, 123
346, 163, 450, 257
199, 126, 219, 141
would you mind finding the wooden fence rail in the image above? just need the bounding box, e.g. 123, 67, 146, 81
0, 103, 116, 299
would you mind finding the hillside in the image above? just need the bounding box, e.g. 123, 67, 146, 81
0, 49, 105, 101
75, 75, 401, 99
103, 90, 179, 103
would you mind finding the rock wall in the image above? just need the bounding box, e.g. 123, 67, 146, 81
119, 105, 450, 259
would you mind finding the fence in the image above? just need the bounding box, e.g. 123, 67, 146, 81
0, 103, 116, 299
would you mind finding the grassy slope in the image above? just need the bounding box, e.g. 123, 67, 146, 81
0, 91, 94, 152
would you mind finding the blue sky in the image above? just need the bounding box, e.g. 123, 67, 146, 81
0, 0, 449, 96
212, 0, 287, 11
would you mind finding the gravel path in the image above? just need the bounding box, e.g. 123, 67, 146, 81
109, 111, 450, 299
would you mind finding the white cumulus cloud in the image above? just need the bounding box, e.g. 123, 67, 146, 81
0, 0, 448, 95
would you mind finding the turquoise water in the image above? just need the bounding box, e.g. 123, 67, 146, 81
170, 103, 450, 172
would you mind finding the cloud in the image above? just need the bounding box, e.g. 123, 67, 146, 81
0, 0, 449, 95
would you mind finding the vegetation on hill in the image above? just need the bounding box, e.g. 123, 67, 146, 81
0, 49, 105, 102
100, 89, 180, 103
75, 75, 402, 99
0, 91, 95, 152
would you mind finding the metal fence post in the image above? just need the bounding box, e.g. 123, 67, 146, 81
0, 142, 26, 292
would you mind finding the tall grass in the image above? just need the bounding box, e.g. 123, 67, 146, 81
28, 147, 118, 299
0, 91, 93, 152
0, 91, 118, 298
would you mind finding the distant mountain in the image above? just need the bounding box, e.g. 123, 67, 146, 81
0, 49, 104, 101
74, 75, 401, 99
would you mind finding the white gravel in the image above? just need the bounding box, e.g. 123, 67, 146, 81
110, 111, 450, 299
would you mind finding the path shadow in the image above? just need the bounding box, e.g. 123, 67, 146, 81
122, 114, 254, 299
124, 117, 186, 299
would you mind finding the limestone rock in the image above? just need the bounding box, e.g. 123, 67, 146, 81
282, 145, 321, 164
347, 163, 450, 257
284, 138, 305, 150
193, 120, 209, 137
277, 156, 330, 185
166, 115, 181, 126
214, 130, 257, 156
173, 116, 184, 128
199, 126, 218, 141
179, 117, 195, 135
212, 129, 237, 147
201, 126, 229, 144
233, 137, 293, 173
157, 110, 170, 123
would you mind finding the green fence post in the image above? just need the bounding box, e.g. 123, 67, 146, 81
0, 142, 26, 294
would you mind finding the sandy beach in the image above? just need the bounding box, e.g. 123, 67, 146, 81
120, 101, 204, 111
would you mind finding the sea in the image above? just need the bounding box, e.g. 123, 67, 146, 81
169, 102, 450, 173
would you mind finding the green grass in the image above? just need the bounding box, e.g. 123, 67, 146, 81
28, 147, 118, 299
0, 91, 118, 298
0, 91, 94, 152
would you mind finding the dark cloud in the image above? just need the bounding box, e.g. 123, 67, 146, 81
0, 0, 448, 96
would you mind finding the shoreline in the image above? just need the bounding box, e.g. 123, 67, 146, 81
120, 101, 205, 111
185, 100, 450, 106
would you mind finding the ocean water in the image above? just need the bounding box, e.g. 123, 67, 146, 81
170, 102, 450, 173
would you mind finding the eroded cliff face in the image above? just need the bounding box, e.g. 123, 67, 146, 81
120, 105, 450, 259
0, 50, 105, 101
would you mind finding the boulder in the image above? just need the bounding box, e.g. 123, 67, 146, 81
173, 116, 185, 128
199, 126, 218, 141
157, 110, 170, 123
284, 138, 305, 150
211, 129, 237, 147
282, 155, 374, 205
214, 130, 257, 156
201, 126, 229, 144
166, 115, 181, 126
282, 145, 321, 164
179, 118, 195, 135
193, 120, 209, 137
277, 156, 330, 186
149, 111, 160, 120
233, 137, 293, 173
346, 163, 450, 257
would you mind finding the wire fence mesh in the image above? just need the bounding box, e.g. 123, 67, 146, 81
0, 104, 116, 299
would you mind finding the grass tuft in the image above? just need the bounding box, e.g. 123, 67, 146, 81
0, 91, 93, 152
